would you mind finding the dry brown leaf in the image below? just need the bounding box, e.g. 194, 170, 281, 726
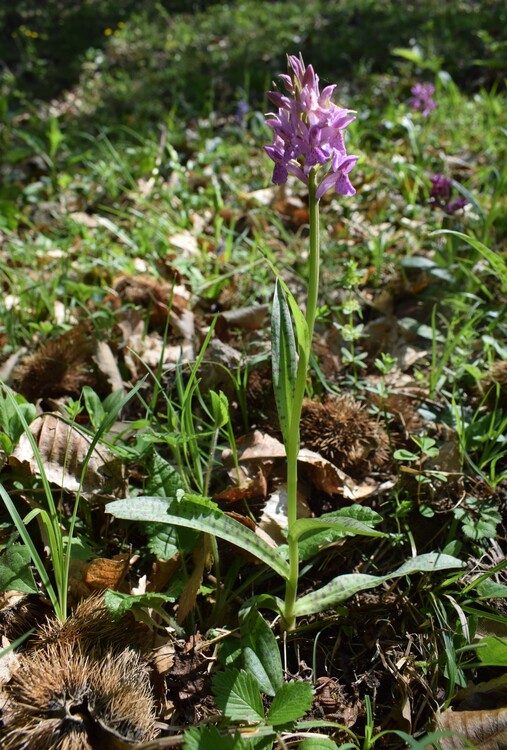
176, 535, 213, 625
9, 414, 125, 499
436, 706, 507, 749
93, 340, 125, 395
298, 448, 356, 497
147, 557, 181, 593
223, 430, 363, 497
223, 430, 286, 463
112, 274, 191, 332
68, 211, 101, 228
82, 555, 130, 591
216, 304, 269, 336
0, 636, 20, 690
168, 231, 199, 258
258, 483, 312, 544
436, 676, 507, 749
215, 462, 268, 503
224, 510, 280, 552
240, 186, 276, 207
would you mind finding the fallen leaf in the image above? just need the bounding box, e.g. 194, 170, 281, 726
258, 483, 312, 543
93, 341, 125, 396
222, 430, 362, 497
82, 555, 130, 591
10, 414, 126, 499
168, 231, 199, 259
216, 304, 269, 337
436, 676, 507, 749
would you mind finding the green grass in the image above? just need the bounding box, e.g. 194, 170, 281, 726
1, 1, 507, 747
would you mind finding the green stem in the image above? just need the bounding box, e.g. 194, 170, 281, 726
283, 169, 320, 631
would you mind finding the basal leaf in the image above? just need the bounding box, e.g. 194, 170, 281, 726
213, 668, 264, 723
474, 636, 507, 667
476, 580, 507, 599
106, 496, 290, 579
291, 516, 386, 543
294, 553, 464, 616
267, 681, 313, 726
298, 505, 385, 560
391, 552, 465, 577
294, 573, 386, 617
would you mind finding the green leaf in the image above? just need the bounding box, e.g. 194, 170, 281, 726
0, 483, 59, 613
82, 386, 105, 431
213, 668, 264, 723
183, 725, 247, 750
0, 386, 37, 450
146, 451, 186, 496
393, 449, 418, 461
391, 552, 465, 577
144, 522, 200, 560
267, 681, 313, 726
0, 544, 37, 594
143, 453, 201, 557
294, 553, 464, 617
106, 496, 290, 579
476, 580, 507, 599
103, 590, 176, 619
433, 230, 507, 290
294, 573, 387, 617
298, 738, 340, 750
475, 636, 507, 667
392, 46, 425, 64
241, 611, 283, 697
209, 390, 230, 429
283, 285, 310, 364
271, 279, 297, 443
0, 433, 13, 454
291, 515, 386, 543
297, 507, 383, 561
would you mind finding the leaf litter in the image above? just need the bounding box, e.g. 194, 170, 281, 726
1, 7, 507, 748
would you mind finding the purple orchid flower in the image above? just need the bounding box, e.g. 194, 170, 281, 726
264, 53, 358, 199
429, 173, 468, 214
409, 82, 437, 117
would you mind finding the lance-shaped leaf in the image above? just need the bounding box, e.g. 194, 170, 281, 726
290, 515, 387, 543
271, 279, 297, 443
106, 496, 290, 579
294, 552, 465, 617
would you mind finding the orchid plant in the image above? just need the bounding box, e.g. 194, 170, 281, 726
106, 55, 464, 632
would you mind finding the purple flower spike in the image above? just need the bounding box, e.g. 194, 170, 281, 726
409, 82, 437, 117
429, 173, 452, 201
429, 173, 468, 214
264, 53, 358, 199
